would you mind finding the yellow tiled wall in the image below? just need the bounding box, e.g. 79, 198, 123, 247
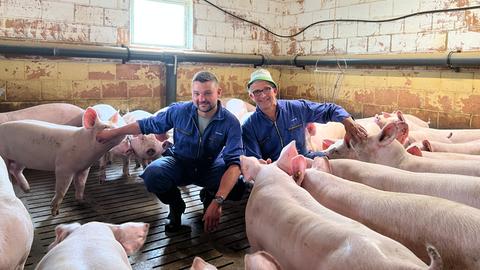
277, 67, 480, 129
0, 59, 166, 113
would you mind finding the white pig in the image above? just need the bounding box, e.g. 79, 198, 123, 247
293, 155, 480, 270
0, 156, 34, 270
413, 139, 480, 155
35, 221, 149, 270
123, 110, 172, 167
406, 144, 480, 161
0, 107, 124, 215
377, 111, 480, 143
223, 98, 256, 121
240, 142, 440, 270
93, 104, 132, 182
191, 251, 281, 270
330, 121, 480, 177
0, 103, 85, 126
322, 158, 480, 209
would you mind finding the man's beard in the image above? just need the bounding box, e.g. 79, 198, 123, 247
197, 102, 216, 113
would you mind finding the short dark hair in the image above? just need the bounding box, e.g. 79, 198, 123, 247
192, 71, 219, 84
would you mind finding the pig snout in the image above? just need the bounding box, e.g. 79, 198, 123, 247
146, 148, 156, 157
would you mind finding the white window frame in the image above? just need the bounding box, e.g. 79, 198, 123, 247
130, 0, 193, 49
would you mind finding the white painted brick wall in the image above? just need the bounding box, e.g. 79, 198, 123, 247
369, 0, 393, 19
368, 35, 391, 53
90, 0, 116, 9
215, 22, 234, 38
358, 22, 380, 36
349, 3, 370, 20
206, 36, 225, 52
347, 36, 368, 53
311, 39, 328, 53
193, 35, 206, 51
298, 40, 312, 54
90, 25, 117, 44
194, 4, 209, 20
74, 5, 103, 25
330, 38, 347, 53
5, 0, 42, 19
391, 33, 418, 52
2, 0, 480, 55
337, 22, 357, 38
447, 31, 480, 51
117, 0, 129, 10
404, 14, 432, 33
225, 37, 243, 53
196, 19, 215, 36
104, 8, 129, 27
392, 0, 419, 16
416, 32, 446, 52
41, 1, 74, 22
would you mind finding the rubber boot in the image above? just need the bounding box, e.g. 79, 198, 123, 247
157, 187, 186, 232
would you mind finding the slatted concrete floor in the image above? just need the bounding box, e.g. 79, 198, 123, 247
17, 160, 250, 269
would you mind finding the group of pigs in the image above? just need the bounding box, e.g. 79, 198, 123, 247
0, 103, 174, 269
238, 111, 480, 269
3, 100, 480, 269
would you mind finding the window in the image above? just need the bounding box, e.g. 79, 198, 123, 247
131, 0, 192, 48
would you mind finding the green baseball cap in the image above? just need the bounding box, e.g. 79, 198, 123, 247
247, 69, 277, 90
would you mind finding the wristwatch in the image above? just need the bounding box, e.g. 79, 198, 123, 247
214, 195, 225, 206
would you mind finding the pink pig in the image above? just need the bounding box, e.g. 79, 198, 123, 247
293, 155, 480, 269
35, 221, 149, 270
0, 157, 34, 270
0, 103, 85, 126
0, 108, 124, 215
240, 142, 439, 270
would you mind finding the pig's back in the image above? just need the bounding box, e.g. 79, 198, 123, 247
123, 110, 152, 124
1, 103, 84, 126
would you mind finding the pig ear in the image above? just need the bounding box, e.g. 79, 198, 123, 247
306, 123, 316, 136
312, 156, 332, 174
245, 251, 282, 270
291, 155, 307, 186
382, 112, 392, 118
276, 141, 298, 175
322, 139, 335, 150
162, 140, 173, 150
114, 222, 150, 255
240, 155, 261, 182
155, 133, 169, 141
395, 121, 409, 144
377, 122, 398, 146
396, 110, 406, 122
191, 257, 218, 270
422, 140, 433, 152
83, 107, 98, 129
109, 111, 120, 125
49, 223, 81, 250
343, 135, 352, 149
406, 145, 423, 156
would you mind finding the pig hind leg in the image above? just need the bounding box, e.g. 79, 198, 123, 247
51, 171, 75, 216
98, 153, 108, 184
74, 167, 91, 201
7, 160, 30, 192
122, 155, 130, 177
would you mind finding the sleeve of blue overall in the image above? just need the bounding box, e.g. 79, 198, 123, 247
241, 119, 262, 159
299, 99, 351, 123
137, 104, 175, 135
223, 118, 243, 167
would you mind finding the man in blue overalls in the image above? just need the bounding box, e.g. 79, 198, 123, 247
242, 68, 367, 162
97, 71, 245, 233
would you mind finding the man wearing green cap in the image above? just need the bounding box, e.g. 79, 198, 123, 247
242, 68, 367, 162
